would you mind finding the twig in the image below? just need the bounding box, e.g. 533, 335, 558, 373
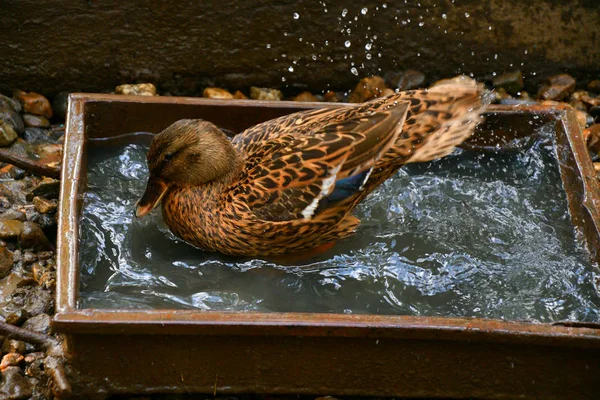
0, 148, 61, 179
0, 321, 57, 348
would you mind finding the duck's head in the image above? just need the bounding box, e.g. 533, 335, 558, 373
135, 119, 238, 218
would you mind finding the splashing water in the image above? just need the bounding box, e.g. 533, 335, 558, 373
79, 127, 600, 322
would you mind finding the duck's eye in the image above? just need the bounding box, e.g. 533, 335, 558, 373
164, 152, 175, 161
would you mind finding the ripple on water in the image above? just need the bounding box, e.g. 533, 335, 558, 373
78, 132, 600, 322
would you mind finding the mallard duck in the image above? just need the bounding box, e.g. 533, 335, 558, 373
136, 82, 486, 256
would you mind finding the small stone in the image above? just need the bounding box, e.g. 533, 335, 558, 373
518, 91, 533, 100
13, 90, 52, 119
0, 220, 24, 240
20, 314, 51, 335
233, 90, 248, 99
51, 92, 69, 120
0, 246, 13, 279
22, 252, 36, 266
0, 95, 21, 113
0, 354, 24, 370
537, 74, 576, 101
19, 222, 53, 251
23, 352, 43, 365
581, 94, 600, 108
250, 87, 283, 101
22, 127, 52, 145
0, 121, 17, 147
585, 124, 600, 153
203, 87, 234, 99
25, 178, 60, 201
21, 114, 50, 129
575, 110, 591, 131
387, 69, 426, 91
292, 92, 320, 102
493, 70, 524, 95
432, 75, 478, 87
349, 76, 386, 103
32, 197, 56, 214
0, 107, 24, 135
0, 211, 25, 223
1, 339, 26, 354
382, 88, 395, 97
115, 83, 157, 96
0, 165, 24, 180
0, 366, 32, 399
594, 162, 600, 172
323, 91, 340, 102
588, 80, 600, 93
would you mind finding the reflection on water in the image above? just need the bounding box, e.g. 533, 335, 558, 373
79, 126, 600, 322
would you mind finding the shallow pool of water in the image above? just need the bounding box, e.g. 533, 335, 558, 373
78, 128, 600, 322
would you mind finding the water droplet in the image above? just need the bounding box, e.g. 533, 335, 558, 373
350, 67, 359, 75
345, 40, 351, 48
342, 8, 347, 17
293, 12, 299, 19
366, 53, 372, 60
361, 7, 368, 14
281, 77, 286, 82
465, 12, 470, 18
288, 66, 294, 72
266, 44, 271, 49
382, 3, 387, 8
311, 54, 317, 60
442, 13, 447, 19
419, 22, 425, 27
365, 43, 372, 50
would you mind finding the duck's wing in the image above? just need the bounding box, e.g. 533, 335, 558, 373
228, 101, 410, 222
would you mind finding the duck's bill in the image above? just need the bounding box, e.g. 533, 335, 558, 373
135, 177, 168, 218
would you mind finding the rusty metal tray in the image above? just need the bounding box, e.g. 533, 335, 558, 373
55, 94, 600, 399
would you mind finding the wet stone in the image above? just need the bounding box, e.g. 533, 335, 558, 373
292, 91, 320, 102
387, 69, 426, 91
588, 80, 600, 93
349, 75, 386, 103
19, 222, 53, 251
382, 88, 395, 97
0, 107, 24, 135
23, 128, 51, 145
32, 197, 56, 214
0, 121, 17, 147
4, 286, 53, 317
0, 95, 21, 114
233, 90, 248, 99
51, 92, 69, 120
581, 94, 600, 108
20, 314, 50, 335
21, 114, 50, 129
25, 178, 60, 201
0, 220, 24, 240
0, 366, 32, 399
432, 74, 477, 87
22, 352, 43, 365
0, 354, 24, 370
323, 90, 340, 102
13, 90, 52, 119
0, 246, 13, 279
115, 83, 157, 96
585, 124, 600, 153
1, 339, 26, 354
0, 211, 26, 223
22, 252, 36, 266
250, 86, 283, 100
493, 70, 524, 95
0, 165, 24, 180
537, 74, 576, 101
203, 87, 234, 99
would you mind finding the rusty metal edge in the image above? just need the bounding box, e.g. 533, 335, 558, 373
56, 94, 600, 345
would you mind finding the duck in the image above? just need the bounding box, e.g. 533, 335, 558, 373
135, 82, 487, 257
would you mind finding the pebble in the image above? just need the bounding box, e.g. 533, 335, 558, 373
3, 286, 53, 317
233, 90, 248, 99
25, 178, 60, 201
323, 91, 340, 102
0, 366, 32, 399
0, 246, 13, 279
0, 221, 24, 240
0, 95, 21, 114
0, 121, 18, 147
349, 76, 386, 103
0, 211, 26, 222
493, 70, 524, 95
51, 92, 69, 120
22, 252, 36, 266
292, 92, 320, 102
0, 106, 25, 134
0, 354, 24, 370
388, 69, 426, 91
585, 124, 600, 153
588, 80, 600, 93
20, 314, 51, 334
32, 197, 56, 214
432, 75, 478, 87
115, 83, 157, 96
23, 127, 52, 145
250, 87, 283, 101
12, 90, 53, 119
3, 309, 29, 327
19, 222, 53, 251
23, 352, 44, 365
581, 94, 600, 108
382, 88, 395, 97
21, 114, 50, 129
203, 87, 234, 99
1, 339, 26, 354
537, 74, 576, 101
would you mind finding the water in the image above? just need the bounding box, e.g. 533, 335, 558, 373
78, 128, 600, 322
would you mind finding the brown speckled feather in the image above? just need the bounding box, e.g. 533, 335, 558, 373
140, 82, 487, 256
